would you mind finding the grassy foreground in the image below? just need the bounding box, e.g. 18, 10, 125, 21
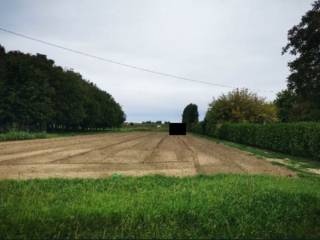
0, 175, 319, 239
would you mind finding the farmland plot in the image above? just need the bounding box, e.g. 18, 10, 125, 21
0, 132, 293, 179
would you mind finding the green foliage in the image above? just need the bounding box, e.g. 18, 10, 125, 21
0, 175, 319, 239
215, 123, 320, 160
279, 1, 320, 121
192, 133, 320, 175
192, 121, 320, 160
275, 90, 298, 122
205, 89, 278, 125
182, 103, 199, 130
275, 90, 320, 122
0, 129, 148, 142
0, 131, 48, 141
191, 121, 205, 135
0, 45, 125, 132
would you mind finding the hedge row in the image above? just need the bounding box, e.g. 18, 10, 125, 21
192, 122, 320, 160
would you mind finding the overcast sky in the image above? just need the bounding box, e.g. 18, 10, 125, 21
0, 0, 315, 122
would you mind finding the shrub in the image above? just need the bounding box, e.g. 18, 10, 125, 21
191, 122, 203, 134
193, 122, 320, 160
205, 89, 278, 124
0, 131, 47, 142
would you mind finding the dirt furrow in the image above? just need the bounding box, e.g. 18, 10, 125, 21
0, 133, 151, 165
54, 133, 157, 164
0, 133, 133, 156
142, 134, 168, 163
0, 132, 295, 179
177, 136, 201, 173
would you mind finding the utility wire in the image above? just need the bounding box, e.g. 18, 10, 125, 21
0, 27, 275, 93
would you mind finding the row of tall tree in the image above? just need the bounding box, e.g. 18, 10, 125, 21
0, 45, 125, 131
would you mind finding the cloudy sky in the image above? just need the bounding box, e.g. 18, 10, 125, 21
0, 0, 315, 122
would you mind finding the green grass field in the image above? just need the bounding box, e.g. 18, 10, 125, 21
0, 126, 168, 142
0, 130, 135, 142
0, 131, 49, 141
1, 174, 319, 239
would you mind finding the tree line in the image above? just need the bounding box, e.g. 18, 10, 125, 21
182, 88, 277, 131
0, 45, 125, 132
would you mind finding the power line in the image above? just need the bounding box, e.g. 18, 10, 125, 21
0, 26, 275, 93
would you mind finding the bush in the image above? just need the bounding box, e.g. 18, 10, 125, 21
205, 89, 278, 124
191, 122, 205, 135
193, 122, 320, 160
0, 131, 48, 142
0, 131, 47, 142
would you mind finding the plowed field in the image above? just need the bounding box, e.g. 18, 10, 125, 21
0, 132, 294, 179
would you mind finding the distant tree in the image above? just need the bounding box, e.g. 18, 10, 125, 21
0, 45, 4, 55
280, 0, 320, 121
182, 103, 199, 130
205, 89, 278, 124
0, 45, 6, 130
275, 90, 297, 122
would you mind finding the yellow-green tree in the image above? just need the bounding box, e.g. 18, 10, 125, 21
205, 89, 278, 124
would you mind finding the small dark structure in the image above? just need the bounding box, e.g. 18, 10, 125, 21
169, 123, 186, 135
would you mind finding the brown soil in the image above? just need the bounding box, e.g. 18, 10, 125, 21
0, 132, 294, 179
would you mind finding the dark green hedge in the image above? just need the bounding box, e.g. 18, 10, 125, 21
192, 122, 320, 160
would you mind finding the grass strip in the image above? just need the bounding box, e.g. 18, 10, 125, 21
192, 133, 320, 175
0, 174, 319, 239
0, 128, 157, 142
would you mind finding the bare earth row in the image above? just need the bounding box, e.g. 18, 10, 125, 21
0, 132, 294, 179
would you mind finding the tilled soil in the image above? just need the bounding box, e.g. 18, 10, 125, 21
0, 132, 294, 179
